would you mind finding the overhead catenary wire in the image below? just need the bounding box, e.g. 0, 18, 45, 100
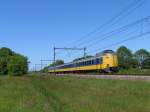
54, 0, 147, 63
67, 15, 150, 59
87, 18, 150, 54
71, 28, 139, 58
75, 0, 146, 48
60, 0, 146, 60
70, 15, 150, 58
67, 0, 146, 47
88, 30, 150, 54
81, 16, 150, 48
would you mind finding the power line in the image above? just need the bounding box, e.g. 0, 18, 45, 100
54, 0, 146, 63
60, 0, 146, 59
67, 0, 145, 47
67, 15, 150, 59
75, 0, 146, 47
81, 16, 150, 48
88, 27, 150, 54
71, 28, 138, 58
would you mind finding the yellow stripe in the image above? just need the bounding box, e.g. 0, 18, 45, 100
48, 64, 108, 72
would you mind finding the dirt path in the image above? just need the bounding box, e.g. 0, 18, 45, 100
55, 74, 150, 82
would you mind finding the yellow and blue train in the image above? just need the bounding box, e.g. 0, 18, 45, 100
48, 50, 118, 73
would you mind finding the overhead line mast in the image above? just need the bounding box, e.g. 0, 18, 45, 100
53, 47, 86, 74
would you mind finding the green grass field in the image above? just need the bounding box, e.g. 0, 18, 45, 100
0, 75, 150, 112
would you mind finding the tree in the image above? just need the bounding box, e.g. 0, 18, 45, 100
8, 55, 28, 76
143, 57, 150, 69
0, 47, 14, 57
49, 60, 64, 67
0, 57, 8, 75
41, 66, 49, 73
116, 46, 137, 69
0, 47, 14, 75
0, 47, 28, 75
134, 49, 150, 68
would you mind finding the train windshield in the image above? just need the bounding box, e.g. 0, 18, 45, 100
103, 50, 114, 54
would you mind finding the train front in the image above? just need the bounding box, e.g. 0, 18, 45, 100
102, 50, 118, 72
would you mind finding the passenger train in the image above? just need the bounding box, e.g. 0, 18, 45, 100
48, 50, 118, 73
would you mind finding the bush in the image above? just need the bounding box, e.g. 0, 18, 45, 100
8, 55, 28, 76
0, 47, 28, 76
0, 57, 8, 75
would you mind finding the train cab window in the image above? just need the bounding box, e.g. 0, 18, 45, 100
103, 50, 114, 54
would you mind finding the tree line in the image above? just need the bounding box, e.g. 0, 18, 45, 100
117, 46, 150, 69
0, 47, 28, 75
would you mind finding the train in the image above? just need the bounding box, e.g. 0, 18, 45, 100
48, 50, 118, 73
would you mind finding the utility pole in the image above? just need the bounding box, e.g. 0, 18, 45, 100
84, 47, 87, 57
54, 46, 56, 74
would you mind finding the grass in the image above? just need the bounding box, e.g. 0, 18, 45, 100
0, 75, 150, 112
117, 68, 150, 75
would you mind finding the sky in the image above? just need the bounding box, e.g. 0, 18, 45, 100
0, 0, 150, 70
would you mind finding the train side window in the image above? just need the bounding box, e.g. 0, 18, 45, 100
82, 62, 83, 66
96, 58, 100, 64
86, 61, 88, 65
88, 61, 90, 65
91, 60, 93, 64
100, 58, 103, 64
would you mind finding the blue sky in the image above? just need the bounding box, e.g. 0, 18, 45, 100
0, 0, 150, 70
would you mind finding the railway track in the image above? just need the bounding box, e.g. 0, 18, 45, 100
54, 74, 150, 82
